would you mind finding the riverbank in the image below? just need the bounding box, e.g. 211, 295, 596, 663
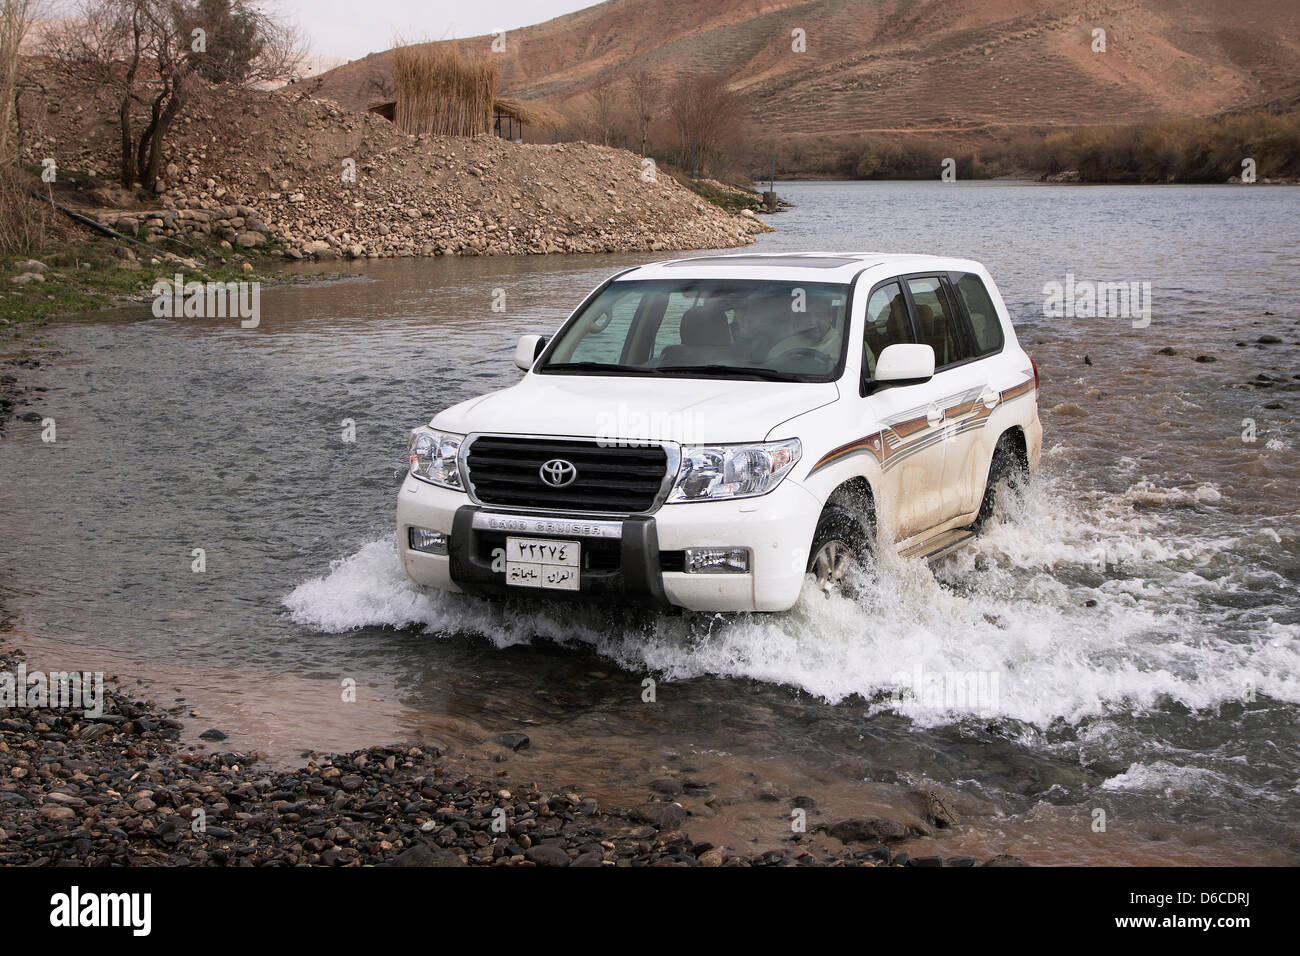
13, 59, 767, 267
0, 239, 288, 331
0, 639, 1015, 867
754, 109, 1300, 185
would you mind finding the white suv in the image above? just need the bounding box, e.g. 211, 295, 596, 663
398, 252, 1041, 612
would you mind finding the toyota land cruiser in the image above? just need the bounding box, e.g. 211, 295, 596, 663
398, 252, 1041, 612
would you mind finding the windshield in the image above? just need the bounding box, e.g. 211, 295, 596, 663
537, 279, 851, 382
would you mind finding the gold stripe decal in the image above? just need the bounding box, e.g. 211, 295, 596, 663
807, 375, 1035, 477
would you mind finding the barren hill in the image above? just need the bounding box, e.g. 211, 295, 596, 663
309, 0, 1300, 155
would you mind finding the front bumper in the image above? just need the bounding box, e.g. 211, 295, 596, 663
395, 474, 822, 612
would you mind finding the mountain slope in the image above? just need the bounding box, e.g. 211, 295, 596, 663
307, 0, 1300, 148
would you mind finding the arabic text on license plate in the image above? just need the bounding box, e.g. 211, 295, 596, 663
504, 536, 580, 591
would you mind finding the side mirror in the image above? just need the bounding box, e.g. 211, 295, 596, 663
514, 334, 548, 371
873, 343, 935, 386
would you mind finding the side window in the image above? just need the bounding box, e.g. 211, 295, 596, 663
952, 273, 1004, 355
905, 276, 974, 369
862, 281, 914, 377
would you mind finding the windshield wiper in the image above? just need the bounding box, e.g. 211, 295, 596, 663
540, 362, 659, 376
654, 364, 799, 382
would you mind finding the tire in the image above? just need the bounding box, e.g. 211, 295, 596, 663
806, 505, 871, 596
974, 435, 1029, 531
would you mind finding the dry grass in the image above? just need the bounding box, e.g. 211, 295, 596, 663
494, 96, 564, 133
0, 165, 52, 254
393, 43, 498, 137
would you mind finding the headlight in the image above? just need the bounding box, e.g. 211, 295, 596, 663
668, 439, 801, 502
407, 427, 464, 489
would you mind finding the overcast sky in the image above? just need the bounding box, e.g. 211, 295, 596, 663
282, 0, 603, 61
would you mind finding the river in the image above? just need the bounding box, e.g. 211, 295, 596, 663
2, 180, 1298, 864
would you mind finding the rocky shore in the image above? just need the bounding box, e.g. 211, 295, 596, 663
16, 63, 768, 263
0, 642, 1022, 867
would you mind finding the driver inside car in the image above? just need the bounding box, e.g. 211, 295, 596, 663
767, 296, 841, 360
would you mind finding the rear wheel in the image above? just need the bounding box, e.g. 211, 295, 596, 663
975, 435, 1029, 531
807, 506, 871, 596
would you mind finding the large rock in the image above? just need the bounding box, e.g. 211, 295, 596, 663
524, 843, 571, 867
391, 844, 466, 867
235, 231, 266, 248
631, 802, 687, 830
826, 817, 910, 844
915, 789, 960, 828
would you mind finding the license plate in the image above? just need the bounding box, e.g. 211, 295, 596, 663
504, 536, 581, 591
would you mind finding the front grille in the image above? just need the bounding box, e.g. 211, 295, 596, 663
465, 436, 669, 513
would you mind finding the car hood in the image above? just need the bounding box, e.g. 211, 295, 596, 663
431, 373, 839, 444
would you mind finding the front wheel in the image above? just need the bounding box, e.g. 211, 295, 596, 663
806, 506, 871, 596
974, 436, 1029, 532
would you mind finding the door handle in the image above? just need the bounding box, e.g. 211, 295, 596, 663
926, 404, 945, 427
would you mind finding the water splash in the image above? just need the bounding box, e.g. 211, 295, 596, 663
284, 472, 1300, 731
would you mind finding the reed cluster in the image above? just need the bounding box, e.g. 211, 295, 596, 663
393, 43, 499, 137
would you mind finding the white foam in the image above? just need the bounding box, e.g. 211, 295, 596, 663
283, 473, 1300, 730
1101, 761, 1234, 796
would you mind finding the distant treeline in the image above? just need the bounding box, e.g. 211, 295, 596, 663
754, 111, 1300, 183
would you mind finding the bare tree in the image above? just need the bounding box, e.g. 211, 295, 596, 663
1, 0, 41, 163
625, 67, 658, 157
42, 0, 302, 190
584, 71, 618, 147
366, 71, 392, 104
669, 73, 743, 176
1, 0, 48, 252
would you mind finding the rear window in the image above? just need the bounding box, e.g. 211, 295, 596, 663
953, 273, 1004, 355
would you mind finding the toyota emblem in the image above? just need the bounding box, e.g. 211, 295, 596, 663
539, 458, 578, 488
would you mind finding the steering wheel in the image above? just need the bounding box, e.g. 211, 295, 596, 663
774, 347, 833, 372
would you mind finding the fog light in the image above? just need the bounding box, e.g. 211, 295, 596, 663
408, 527, 449, 555
684, 547, 750, 574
